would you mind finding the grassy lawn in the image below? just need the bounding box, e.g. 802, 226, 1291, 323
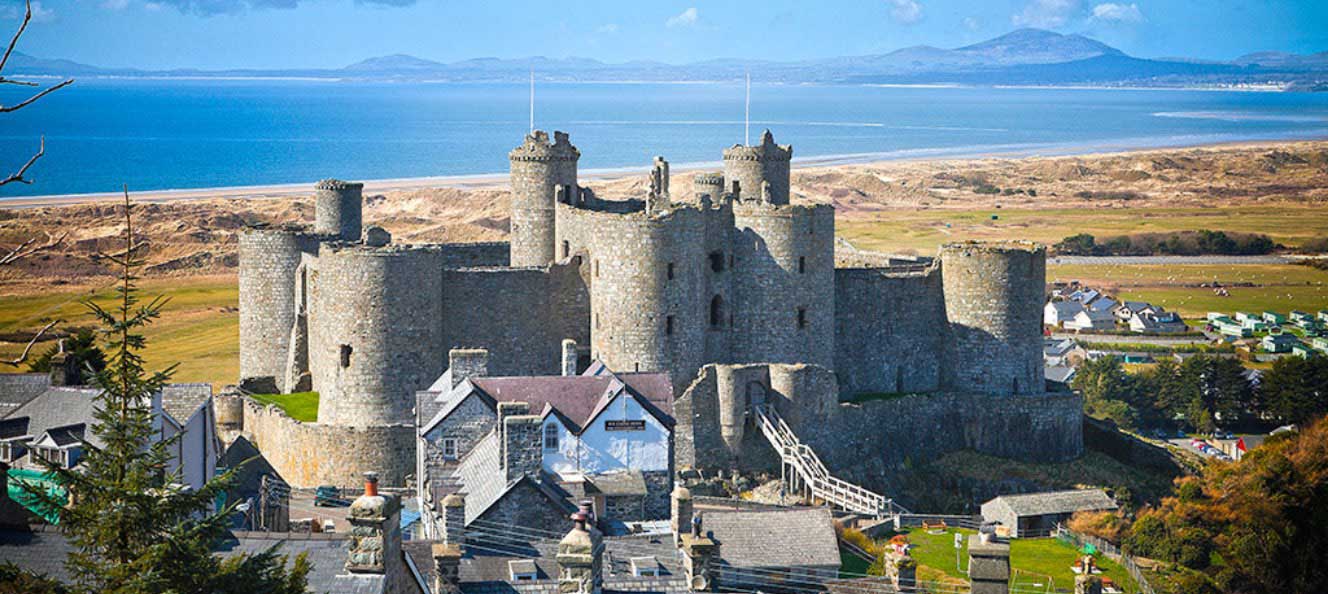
0, 275, 239, 389
886, 527, 1137, 593
835, 204, 1328, 256
248, 391, 319, 422
1049, 263, 1328, 321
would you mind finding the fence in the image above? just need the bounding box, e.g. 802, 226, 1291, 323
895, 514, 983, 530
1056, 527, 1156, 594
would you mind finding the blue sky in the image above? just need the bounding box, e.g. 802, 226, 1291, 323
6, 0, 1327, 70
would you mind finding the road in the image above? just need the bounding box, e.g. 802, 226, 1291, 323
1049, 255, 1294, 265
1052, 333, 1211, 346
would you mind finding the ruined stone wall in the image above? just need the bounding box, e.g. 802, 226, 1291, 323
436, 241, 510, 268
730, 202, 835, 368
722, 131, 792, 205
238, 228, 320, 393
940, 242, 1046, 396
309, 244, 445, 427
691, 173, 726, 204
239, 398, 415, 488
509, 131, 579, 267
833, 266, 945, 397
439, 261, 589, 378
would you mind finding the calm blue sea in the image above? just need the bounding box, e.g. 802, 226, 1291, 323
3, 79, 1328, 198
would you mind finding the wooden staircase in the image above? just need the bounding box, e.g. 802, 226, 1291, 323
753, 405, 908, 519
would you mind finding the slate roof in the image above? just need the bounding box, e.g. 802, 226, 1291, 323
0, 416, 30, 440
2, 387, 103, 449
470, 373, 673, 433
1088, 298, 1117, 313
1045, 366, 1077, 384
0, 526, 398, 594
984, 489, 1117, 517
161, 383, 212, 424
1046, 301, 1082, 320
454, 431, 505, 525
587, 470, 647, 497
700, 508, 840, 569
44, 423, 85, 447
403, 532, 688, 594
0, 374, 50, 417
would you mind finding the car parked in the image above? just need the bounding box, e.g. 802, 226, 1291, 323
314, 485, 343, 507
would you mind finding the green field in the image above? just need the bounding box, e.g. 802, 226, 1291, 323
249, 391, 319, 422
1048, 263, 1328, 320
837, 205, 1328, 255
0, 276, 239, 388
893, 527, 1137, 593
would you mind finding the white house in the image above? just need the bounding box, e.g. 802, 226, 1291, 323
1114, 301, 1157, 323
1044, 301, 1084, 327
1064, 308, 1115, 331
1129, 310, 1188, 334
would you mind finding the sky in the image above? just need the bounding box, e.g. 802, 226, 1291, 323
5, 0, 1327, 70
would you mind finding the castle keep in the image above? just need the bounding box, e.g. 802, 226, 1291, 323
237, 129, 1082, 487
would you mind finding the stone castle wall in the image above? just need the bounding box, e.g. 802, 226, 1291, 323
238, 228, 321, 394
509, 131, 579, 267
833, 265, 946, 397
237, 396, 415, 488
940, 242, 1046, 395
313, 179, 363, 241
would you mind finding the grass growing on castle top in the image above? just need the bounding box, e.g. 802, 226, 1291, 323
249, 391, 319, 423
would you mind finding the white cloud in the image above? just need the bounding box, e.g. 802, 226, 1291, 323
596, 23, 619, 34
1091, 2, 1143, 23
886, 0, 922, 24
666, 7, 697, 28
1011, 0, 1080, 28
101, 0, 131, 9
962, 16, 980, 31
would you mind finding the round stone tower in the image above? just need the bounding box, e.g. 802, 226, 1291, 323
308, 244, 445, 427
314, 179, 364, 241
692, 173, 727, 204
509, 130, 580, 267
940, 241, 1046, 395
722, 129, 792, 205
238, 227, 311, 393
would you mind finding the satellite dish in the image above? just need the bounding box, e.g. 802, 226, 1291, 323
690, 575, 709, 591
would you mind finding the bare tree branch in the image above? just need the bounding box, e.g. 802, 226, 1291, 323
0, 78, 73, 113
0, 0, 33, 75
0, 229, 66, 266
2, 318, 60, 367
1, 135, 44, 186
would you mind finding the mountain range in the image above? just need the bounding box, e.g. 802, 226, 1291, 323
9, 29, 1328, 90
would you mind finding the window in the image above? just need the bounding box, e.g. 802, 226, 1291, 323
710, 296, 725, 328
666, 315, 675, 335
667, 262, 675, 280
594, 260, 600, 277
441, 438, 458, 460
798, 256, 806, 274
0, 441, 23, 463
543, 424, 559, 451
797, 307, 808, 329
709, 251, 725, 272
339, 344, 352, 368
562, 240, 570, 259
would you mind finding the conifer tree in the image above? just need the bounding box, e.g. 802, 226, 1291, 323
21, 190, 309, 594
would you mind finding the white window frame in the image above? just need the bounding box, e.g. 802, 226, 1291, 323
543, 423, 559, 452
441, 438, 458, 460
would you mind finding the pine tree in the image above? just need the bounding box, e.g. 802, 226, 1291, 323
20, 190, 309, 594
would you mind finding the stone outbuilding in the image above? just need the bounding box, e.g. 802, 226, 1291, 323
981, 489, 1117, 538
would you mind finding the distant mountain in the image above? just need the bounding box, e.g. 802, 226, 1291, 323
7, 29, 1327, 90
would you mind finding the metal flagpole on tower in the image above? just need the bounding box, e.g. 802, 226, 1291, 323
744, 71, 751, 145
529, 68, 535, 133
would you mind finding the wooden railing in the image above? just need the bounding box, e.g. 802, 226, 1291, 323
753, 405, 908, 518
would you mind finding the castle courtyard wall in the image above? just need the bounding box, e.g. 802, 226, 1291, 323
833, 266, 946, 397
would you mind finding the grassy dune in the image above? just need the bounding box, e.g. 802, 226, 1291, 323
0, 275, 238, 388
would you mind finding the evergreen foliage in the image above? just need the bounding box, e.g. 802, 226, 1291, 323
24, 328, 107, 378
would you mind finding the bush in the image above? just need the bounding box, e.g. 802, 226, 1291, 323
1050, 230, 1278, 256
1067, 510, 1129, 543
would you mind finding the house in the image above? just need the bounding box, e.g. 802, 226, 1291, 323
0, 374, 50, 418
1088, 298, 1117, 314
1292, 344, 1317, 358
416, 349, 675, 540
1044, 301, 1083, 327
981, 489, 1118, 538
1262, 333, 1301, 353
1043, 337, 1083, 367
1290, 310, 1314, 325
1068, 289, 1100, 305
1234, 311, 1259, 324
701, 508, 842, 589
0, 472, 421, 594
1312, 337, 1328, 353
1319, 310, 1328, 323
1206, 312, 1230, 323
1214, 319, 1252, 338
0, 383, 218, 495
1064, 308, 1115, 331
1045, 366, 1076, 387
1130, 310, 1188, 333
1262, 311, 1287, 325
1115, 301, 1157, 323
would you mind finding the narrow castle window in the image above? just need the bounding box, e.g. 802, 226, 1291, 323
709, 251, 725, 273
710, 296, 724, 328
797, 308, 808, 329
667, 262, 675, 280
562, 240, 570, 259
798, 256, 806, 274
666, 315, 675, 335
339, 344, 352, 368
594, 260, 600, 277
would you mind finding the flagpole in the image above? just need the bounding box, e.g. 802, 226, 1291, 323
529, 68, 535, 133
744, 72, 751, 146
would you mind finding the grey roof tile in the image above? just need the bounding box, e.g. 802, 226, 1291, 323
985, 489, 1117, 517
161, 383, 212, 425
0, 374, 50, 416
700, 508, 840, 569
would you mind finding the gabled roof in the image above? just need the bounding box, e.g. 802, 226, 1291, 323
1088, 298, 1117, 313
1121, 301, 1152, 312
3, 387, 103, 450
42, 423, 86, 448
0, 374, 51, 417
161, 383, 212, 425
1046, 301, 1082, 318
0, 416, 30, 440
701, 508, 840, 569
984, 489, 1117, 517
451, 431, 575, 527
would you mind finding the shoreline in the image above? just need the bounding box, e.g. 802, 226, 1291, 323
3, 133, 1326, 209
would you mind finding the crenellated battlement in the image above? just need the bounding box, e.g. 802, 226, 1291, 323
721, 129, 793, 163
315, 178, 364, 191
509, 130, 582, 162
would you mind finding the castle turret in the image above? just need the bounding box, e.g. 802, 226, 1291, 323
314, 179, 364, 241
722, 129, 792, 205
692, 173, 727, 204
941, 241, 1046, 395
239, 226, 316, 394
509, 130, 579, 267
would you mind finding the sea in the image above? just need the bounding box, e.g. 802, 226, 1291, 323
3, 79, 1328, 199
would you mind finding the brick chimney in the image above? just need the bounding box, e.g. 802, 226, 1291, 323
968, 533, 1010, 594
441, 493, 465, 547
346, 472, 406, 594
557, 511, 603, 594
432, 542, 462, 594
448, 348, 489, 389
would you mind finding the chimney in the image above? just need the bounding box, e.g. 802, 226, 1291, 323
48, 340, 80, 387
883, 538, 917, 593
1074, 556, 1103, 594
562, 339, 579, 376
557, 511, 603, 594
967, 533, 1010, 594
442, 493, 466, 547
432, 542, 463, 594
501, 413, 542, 483
671, 486, 693, 547
448, 348, 489, 389
346, 472, 404, 586
680, 513, 718, 592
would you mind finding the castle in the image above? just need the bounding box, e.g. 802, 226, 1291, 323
235, 130, 1082, 488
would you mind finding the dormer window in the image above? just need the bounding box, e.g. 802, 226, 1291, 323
631, 557, 661, 577
509, 559, 539, 581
